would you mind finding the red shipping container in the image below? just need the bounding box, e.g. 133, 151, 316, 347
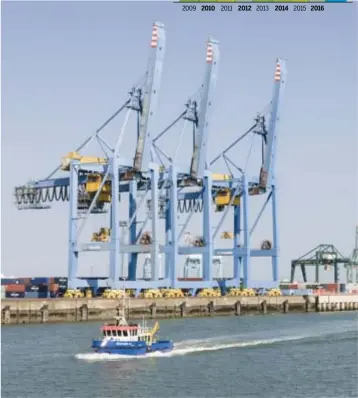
6, 284, 26, 293
48, 283, 59, 291
326, 283, 338, 290
289, 284, 298, 289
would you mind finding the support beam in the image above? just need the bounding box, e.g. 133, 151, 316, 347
271, 185, 279, 282
68, 161, 79, 289
150, 164, 160, 281
242, 175, 250, 287
233, 203, 241, 284
203, 171, 213, 281
169, 166, 178, 286
109, 157, 121, 288
128, 180, 138, 280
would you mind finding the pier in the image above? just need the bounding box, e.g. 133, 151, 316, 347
1, 294, 357, 325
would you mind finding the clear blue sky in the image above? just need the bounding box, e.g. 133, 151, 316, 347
2, 2, 357, 282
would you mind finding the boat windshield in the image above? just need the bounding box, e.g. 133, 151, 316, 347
102, 327, 138, 338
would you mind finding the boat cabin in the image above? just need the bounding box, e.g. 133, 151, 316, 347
100, 324, 154, 345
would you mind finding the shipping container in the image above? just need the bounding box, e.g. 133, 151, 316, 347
25, 291, 40, 298
25, 284, 48, 293
279, 284, 290, 289
1, 278, 29, 286
25, 291, 49, 299
30, 277, 50, 284
48, 283, 59, 291
289, 284, 298, 289
53, 277, 68, 284
6, 284, 26, 293
5, 291, 25, 298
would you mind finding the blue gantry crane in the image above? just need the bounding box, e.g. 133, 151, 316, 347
13, 21, 288, 295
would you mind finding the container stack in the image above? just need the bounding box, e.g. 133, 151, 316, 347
1, 277, 69, 298
279, 281, 349, 296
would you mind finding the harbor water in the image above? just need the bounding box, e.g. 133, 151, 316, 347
2, 312, 357, 398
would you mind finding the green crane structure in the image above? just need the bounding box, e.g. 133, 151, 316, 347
290, 244, 351, 284
345, 226, 358, 284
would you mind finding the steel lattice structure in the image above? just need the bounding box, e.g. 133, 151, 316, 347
13, 22, 288, 295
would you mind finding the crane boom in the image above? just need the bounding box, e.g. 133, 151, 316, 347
260, 59, 287, 189
190, 37, 220, 179
133, 22, 166, 173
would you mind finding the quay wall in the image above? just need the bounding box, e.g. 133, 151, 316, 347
1, 295, 358, 325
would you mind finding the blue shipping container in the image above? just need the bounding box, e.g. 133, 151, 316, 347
26, 284, 48, 293
5, 291, 25, 298
1, 278, 27, 285
25, 291, 49, 299
30, 278, 49, 284
54, 277, 68, 283
25, 291, 40, 298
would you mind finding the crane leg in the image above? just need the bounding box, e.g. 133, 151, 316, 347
242, 175, 250, 288
271, 185, 279, 282
128, 180, 138, 281
203, 171, 213, 281
68, 161, 79, 289
233, 204, 241, 284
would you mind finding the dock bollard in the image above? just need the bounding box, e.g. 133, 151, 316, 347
283, 300, 289, 313
150, 303, 157, 319
304, 297, 310, 312
234, 301, 241, 316
41, 305, 49, 323
80, 304, 88, 321
261, 300, 267, 314
2, 306, 11, 324
208, 301, 215, 316
315, 296, 320, 312
180, 301, 186, 317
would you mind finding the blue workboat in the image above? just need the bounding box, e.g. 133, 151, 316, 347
91, 295, 173, 356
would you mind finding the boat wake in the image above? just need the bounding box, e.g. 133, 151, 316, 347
75, 334, 306, 361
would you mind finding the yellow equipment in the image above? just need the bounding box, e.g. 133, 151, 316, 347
91, 227, 111, 242
227, 288, 255, 297
267, 288, 282, 297
139, 289, 163, 299
64, 289, 84, 298
221, 231, 234, 239
197, 288, 221, 298
102, 289, 129, 299
61, 152, 108, 171
160, 288, 184, 298
212, 173, 232, 181
214, 189, 240, 211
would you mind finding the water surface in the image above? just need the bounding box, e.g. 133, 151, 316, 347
2, 312, 357, 397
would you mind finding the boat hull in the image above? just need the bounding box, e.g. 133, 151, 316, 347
91, 339, 174, 356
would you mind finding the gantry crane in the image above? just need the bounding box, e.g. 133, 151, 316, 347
345, 226, 358, 284
290, 244, 351, 284
13, 21, 288, 294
